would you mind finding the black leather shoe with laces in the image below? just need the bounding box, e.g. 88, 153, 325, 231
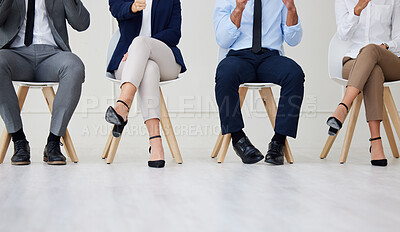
233, 136, 264, 164
43, 141, 67, 165
11, 140, 30, 165
265, 141, 285, 165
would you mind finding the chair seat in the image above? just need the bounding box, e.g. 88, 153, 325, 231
105, 73, 183, 86
330, 77, 400, 87
13, 81, 59, 88
240, 83, 276, 89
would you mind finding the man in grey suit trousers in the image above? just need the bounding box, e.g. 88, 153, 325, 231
0, 0, 90, 165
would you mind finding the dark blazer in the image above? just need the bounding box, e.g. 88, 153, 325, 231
0, 0, 90, 51
108, 0, 186, 73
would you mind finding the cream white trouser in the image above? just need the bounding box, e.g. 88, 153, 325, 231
116, 36, 181, 122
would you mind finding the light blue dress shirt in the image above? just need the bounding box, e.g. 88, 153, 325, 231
213, 0, 303, 54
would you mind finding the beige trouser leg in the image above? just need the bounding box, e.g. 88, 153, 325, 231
342, 44, 400, 122
115, 36, 181, 121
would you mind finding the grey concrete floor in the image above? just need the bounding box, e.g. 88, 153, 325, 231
0, 146, 399, 232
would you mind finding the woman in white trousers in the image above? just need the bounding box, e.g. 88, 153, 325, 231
106, 0, 186, 168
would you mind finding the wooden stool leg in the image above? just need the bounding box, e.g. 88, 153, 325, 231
217, 134, 230, 163
0, 86, 30, 164
211, 132, 224, 158
107, 136, 122, 164
216, 87, 248, 163
339, 94, 363, 164
320, 135, 338, 159
383, 101, 399, 158
384, 87, 400, 141
159, 88, 183, 164
102, 130, 114, 159
42, 87, 78, 163
259, 87, 294, 163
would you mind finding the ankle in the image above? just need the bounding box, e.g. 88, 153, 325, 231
11, 128, 26, 142
231, 130, 246, 145
271, 132, 286, 145
47, 132, 61, 144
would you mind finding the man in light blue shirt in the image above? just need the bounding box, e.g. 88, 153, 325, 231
213, 0, 305, 165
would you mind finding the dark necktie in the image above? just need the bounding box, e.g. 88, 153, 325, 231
252, 0, 262, 53
25, 0, 35, 46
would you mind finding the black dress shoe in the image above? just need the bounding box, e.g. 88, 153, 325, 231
11, 140, 31, 165
265, 141, 285, 165
43, 141, 67, 165
233, 136, 264, 164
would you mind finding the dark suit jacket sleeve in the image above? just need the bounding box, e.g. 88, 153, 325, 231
0, 0, 13, 26
63, 0, 90, 31
152, 0, 182, 47
109, 0, 142, 21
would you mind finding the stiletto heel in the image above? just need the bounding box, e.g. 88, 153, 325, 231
327, 102, 349, 136
369, 137, 387, 167
105, 100, 129, 137
148, 135, 165, 168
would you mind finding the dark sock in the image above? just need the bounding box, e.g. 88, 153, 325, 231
231, 130, 246, 145
272, 132, 286, 145
47, 132, 61, 144
11, 128, 26, 142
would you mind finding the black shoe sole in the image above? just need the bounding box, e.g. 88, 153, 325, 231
11, 161, 31, 165
265, 158, 284, 165
43, 157, 66, 165
242, 155, 264, 164
148, 160, 165, 168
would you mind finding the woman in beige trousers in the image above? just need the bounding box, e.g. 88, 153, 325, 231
328, 0, 400, 166
106, 0, 186, 168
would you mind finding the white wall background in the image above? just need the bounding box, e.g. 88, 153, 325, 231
3, 0, 400, 157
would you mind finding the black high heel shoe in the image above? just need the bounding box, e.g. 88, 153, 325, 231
105, 100, 129, 138
369, 137, 387, 167
327, 103, 349, 136
148, 135, 165, 168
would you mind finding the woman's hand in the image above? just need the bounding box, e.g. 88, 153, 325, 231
131, 0, 146, 13
122, 52, 128, 62
354, 0, 371, 16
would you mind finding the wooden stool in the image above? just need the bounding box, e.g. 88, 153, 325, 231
0, 82, 79, 164
211, 83, 295, 164
101, 80, 183, 164
320, 87, 400, 163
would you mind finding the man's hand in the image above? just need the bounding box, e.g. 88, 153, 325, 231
282, 0, 298, 26
282, 0, 296, 12
235, 0, 248, 11
231, 0, 248, 28
354, 0, 370, 16
131, 0, 146, 13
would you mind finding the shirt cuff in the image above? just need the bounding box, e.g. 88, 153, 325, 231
283, 20, 302, 34
347, 10, 360, 25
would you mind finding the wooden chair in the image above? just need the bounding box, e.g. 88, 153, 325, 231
320, 33, 400, 163
211, 83, 294, 164
0, 82, 79, 164
101, 30, 183, 164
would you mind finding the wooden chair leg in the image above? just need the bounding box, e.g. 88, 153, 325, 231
159, 88, 183, 164
383, 102, 399, 158
259, 87, 294, 163
106, 136, 122, 164
102, 130, 114, 159
384, 87, 400, 141
211, 132, 224, 158
215, 87, 248, 163
320, 135, 338, 159
42, 87, 78, 163
0, 86, 30, 164
217, 134, 230, 163
339, 94, 363, 164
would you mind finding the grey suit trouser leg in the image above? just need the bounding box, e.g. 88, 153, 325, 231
0, 45, 85, 136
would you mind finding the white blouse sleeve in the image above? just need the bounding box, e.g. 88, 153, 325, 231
335, 0, 360, 41
387, 1, 400, 54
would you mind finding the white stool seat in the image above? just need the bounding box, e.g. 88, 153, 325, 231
13, 81, 59, 88
105, 73, 183, 86
240, 83, 276, 89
